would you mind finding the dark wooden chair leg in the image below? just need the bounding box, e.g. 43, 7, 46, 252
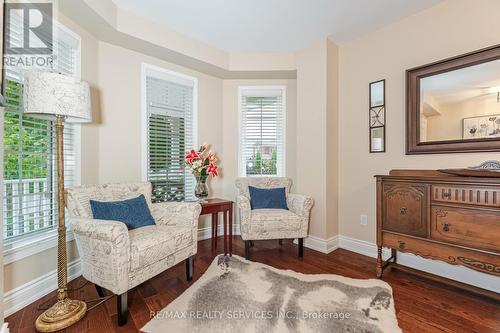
278, 239, 283, 246
185, 256, 194, 281
298, 238, 304, 257
245, 240, 251, 260
95, 284, 106, 298
117, 292, 128, 326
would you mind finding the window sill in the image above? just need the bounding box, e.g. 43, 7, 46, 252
3, 228, 75, 265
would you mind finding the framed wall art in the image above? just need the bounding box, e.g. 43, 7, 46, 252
462, 114, 500, 139
369, 79, 386, 153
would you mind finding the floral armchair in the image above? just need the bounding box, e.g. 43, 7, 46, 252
235, 177, 314, 259
66, 182, 201, 326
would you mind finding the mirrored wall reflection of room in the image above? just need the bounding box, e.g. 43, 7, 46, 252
419, 59, 500, 143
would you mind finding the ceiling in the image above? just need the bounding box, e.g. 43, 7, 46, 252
111, 0, 441, 53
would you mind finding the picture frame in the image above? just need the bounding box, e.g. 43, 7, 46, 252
462, 114, 500, 140
369, 79, 386, 153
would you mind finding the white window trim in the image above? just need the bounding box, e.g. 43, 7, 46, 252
238, 85, 287, 177
3, 22, 82, 265
140, 63, 198, 182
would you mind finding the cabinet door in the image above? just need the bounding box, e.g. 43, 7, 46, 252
383, 182, 429, 237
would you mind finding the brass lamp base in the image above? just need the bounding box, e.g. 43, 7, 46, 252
35, 298, 87, 332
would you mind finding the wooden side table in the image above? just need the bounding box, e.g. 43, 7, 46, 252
200, 198, 233, 255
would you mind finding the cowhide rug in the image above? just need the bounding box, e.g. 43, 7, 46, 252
142, 255, 402, 333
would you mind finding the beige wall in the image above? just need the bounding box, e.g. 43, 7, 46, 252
338, 0, 500, 244
326, 40, 339, 238
220, 79, 297, 205
295, 39, 339, 240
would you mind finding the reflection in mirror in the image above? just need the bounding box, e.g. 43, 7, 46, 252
419, 59, 500, 142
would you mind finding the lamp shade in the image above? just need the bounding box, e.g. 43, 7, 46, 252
23, 71, 91, 123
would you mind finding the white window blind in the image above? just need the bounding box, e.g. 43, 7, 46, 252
239, 87, 286, 177
2, 22, 80, 241
145, 68, 196, 202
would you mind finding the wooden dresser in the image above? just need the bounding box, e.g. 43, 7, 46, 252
375, 170, 500, 286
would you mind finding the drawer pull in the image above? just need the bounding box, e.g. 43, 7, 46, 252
443, 223, 450, 232
398, 240, 405, 249
400, 207, 408, 215
442, 192, 451, 198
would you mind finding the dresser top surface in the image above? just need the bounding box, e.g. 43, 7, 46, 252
375, 169, 500, 185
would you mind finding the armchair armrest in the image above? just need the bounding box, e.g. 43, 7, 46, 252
287, 194, 314, 217
237, 195, 252, 225
151, 202, 201, 228
237, 195, 251, 212
70, 218, 130, 295
71, 218, 129, 244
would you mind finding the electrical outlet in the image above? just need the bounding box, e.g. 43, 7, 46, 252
360, 215, 368, 226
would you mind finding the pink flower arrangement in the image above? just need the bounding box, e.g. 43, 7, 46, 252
185, 144, 219, 178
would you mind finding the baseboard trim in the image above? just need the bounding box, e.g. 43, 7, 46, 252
4, 260, 82, 318
0, 323, 8, 333
297, 235, 339, 254
338, 235, 500, 293
197, 224, 241, 241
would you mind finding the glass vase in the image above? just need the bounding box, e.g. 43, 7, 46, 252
194, 175, 209, 202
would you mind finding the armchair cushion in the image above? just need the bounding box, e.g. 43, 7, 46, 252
247, 209, 302, 239
251, 209, 301, 225
90, 194, 155, 230
129, 225, 194, 271
248, 186, 288, 210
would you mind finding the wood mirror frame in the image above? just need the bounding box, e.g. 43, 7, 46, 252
406, 44, 500, 154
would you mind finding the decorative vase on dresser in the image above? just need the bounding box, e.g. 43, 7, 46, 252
375, 168, 500, 297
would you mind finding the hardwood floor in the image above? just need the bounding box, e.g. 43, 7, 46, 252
7, 237, 500, 333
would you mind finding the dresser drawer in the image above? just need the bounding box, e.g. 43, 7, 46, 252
383, 232, 500, 276
431, 206, 500, 253
382, 182, 429, 237
432, 185, 500, 208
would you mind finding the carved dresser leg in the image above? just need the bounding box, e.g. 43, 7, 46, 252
376, 245, 383, 278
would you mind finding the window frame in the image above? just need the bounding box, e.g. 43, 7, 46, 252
140, 63, 198, 200
238, 85, 287, 177
2, 21, 82, 263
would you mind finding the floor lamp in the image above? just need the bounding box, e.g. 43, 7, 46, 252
23, 71, 91, 332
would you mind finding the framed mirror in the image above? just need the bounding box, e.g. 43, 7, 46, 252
406, 45, 500, 154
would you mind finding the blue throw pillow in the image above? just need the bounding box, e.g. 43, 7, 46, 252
248, 186, 288, 210
90, 194, 156, 230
